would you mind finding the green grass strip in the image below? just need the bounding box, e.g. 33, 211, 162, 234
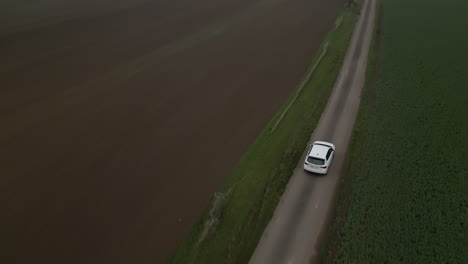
170, 5, 361, 264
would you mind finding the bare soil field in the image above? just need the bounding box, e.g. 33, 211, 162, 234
0, 0, 342, 263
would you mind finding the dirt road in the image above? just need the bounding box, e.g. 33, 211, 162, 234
0, 0, 342, 263
249, 0, 376, 263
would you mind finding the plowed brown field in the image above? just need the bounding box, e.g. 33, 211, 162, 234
0, 0, 342, 263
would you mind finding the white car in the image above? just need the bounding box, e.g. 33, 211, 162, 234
304, 141, 336, 174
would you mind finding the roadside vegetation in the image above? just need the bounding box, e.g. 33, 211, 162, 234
324, 0, 468, 263
170, 3, 362, 264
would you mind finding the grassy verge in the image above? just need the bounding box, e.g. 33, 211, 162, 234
324, 0, 468, 263
170, 4, 362, 264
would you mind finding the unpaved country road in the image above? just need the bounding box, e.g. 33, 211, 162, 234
249, 0, 376, 263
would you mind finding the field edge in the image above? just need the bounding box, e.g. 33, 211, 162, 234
318, 0, 382, 262
169, 4, 362, 263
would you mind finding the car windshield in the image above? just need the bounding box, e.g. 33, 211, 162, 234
315, 143, 330, 148
307, 156, 325, 165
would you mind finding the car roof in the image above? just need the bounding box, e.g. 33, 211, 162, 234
308, 144, 330, 159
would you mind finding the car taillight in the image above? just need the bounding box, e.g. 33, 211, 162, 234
321, 166, 327, 169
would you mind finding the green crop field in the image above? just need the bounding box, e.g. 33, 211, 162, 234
327, 0, 468, 263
